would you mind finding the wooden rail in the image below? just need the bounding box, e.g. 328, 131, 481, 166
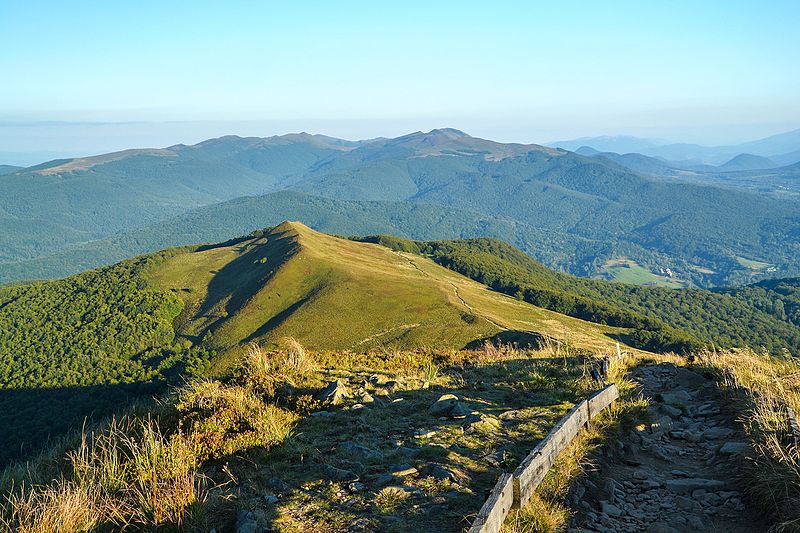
467, 383, 619, 533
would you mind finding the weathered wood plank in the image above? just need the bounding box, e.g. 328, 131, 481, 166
514, 400, 589, 507
588, 384, 619, 419
467, 473, 515, 533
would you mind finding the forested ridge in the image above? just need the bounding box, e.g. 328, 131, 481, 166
0, 249, 213, 464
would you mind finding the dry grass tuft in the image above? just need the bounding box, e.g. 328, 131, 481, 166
374, 486, 410, 514
1, 416, 203, 531
695, 349, 800, 531
241, 339, 318, 396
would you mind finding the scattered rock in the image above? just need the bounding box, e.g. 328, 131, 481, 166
316, 380, 349, 405
719, 442, 748, 455
265, 477, 290, 492
337, 441, 383, 461
389, 463, 418, 477
428, 464, 459, 482
236, 510, 262, 533
348, 481, 366, 492
428, 394, 459, 416
703, 427, 734, 439
348, 517, 377, 532
601, 501, 623, 517
665, 478, 725, 494
322, 464, 359, 482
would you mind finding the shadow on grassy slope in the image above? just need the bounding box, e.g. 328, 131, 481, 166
0, 382, 163, 467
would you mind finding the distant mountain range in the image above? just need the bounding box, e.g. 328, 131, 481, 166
549, 128, 800, 166
1, 128, 798, 288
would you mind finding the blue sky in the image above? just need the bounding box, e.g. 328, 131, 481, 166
1, 0, 799, 162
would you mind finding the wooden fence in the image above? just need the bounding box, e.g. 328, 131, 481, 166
467, 383, 619, 533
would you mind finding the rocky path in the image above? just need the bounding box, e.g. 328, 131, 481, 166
569, 363, 768, 533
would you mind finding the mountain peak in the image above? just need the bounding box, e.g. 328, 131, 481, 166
427, 128, 470, 138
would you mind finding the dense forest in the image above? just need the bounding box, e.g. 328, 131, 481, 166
725, 278, 800, 327
0, 250, 213, 464
356, 235, 800, 356
3, 130, 799, 287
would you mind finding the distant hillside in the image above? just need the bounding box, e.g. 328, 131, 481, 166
0, 134, 351, 263
724, 277, 800, 327
0, 165, 21, 176
2, 129, 799, 288
719, 153, 777, 171
551, 128, 800, 164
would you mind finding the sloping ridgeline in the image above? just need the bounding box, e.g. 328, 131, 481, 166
0, 250, 213, 465
355, 235, 800, 356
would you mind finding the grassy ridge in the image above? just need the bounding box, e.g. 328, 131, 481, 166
151, 222, 629, 367
356, 235, 800, 356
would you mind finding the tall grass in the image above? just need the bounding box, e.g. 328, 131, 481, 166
1, 344, 304, 531
2, 416, 202, 532
696, 349, 800, 532
241, 338, 318, 396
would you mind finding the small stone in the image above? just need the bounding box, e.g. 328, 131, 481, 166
674, 495, 694, 510
322, 464, 359, 482
429, 464, 458, 481
647, 524, 680, 533
601, 501, 623, 517
348, 481, 366, 492
263, 494, 278, 504
665, 478, 725, 494
633, 470, 649, 480
719, 442, 748, 455
265, 477, 290, 492
337, 441, 383, 461
389, 463, 418, 477
372, 473, 398, 488
310, 410, 333, 417
348, 517, 376, 532
703, 427, 733, 439
236, 510, 261, 533
660, 404, 683, 418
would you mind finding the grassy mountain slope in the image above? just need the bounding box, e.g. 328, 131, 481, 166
358, 235, 800, 356
0, 222, 631, 465
151, 222, 625, 368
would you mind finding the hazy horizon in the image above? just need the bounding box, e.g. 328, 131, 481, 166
2, 1, 799, 164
